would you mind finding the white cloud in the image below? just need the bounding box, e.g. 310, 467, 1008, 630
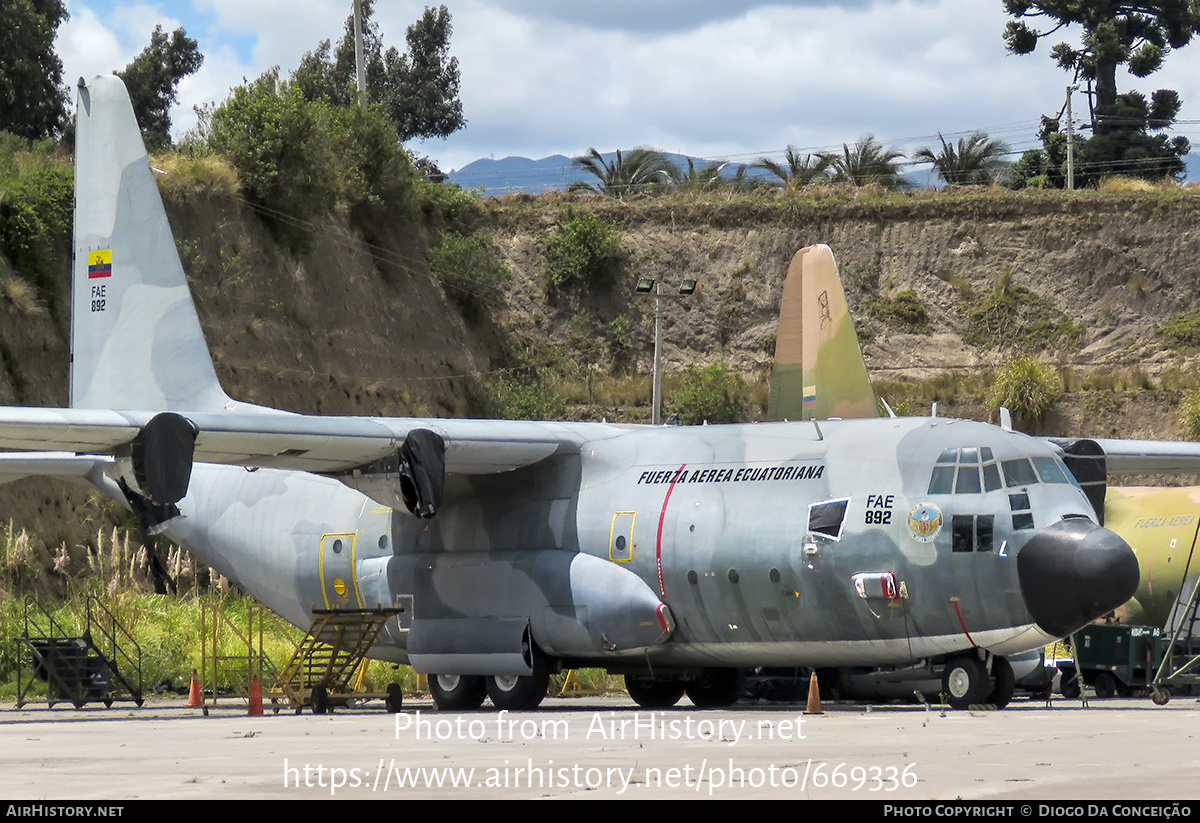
58, 0, 1200, 171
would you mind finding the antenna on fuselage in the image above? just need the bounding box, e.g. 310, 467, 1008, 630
1000, 407, 1014, 432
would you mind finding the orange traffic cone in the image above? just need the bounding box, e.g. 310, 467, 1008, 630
804, 672, 823, 715
248, 675, 263, 717
186, 669, 202, 708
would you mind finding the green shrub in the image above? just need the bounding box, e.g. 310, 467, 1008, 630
844, 261, 881, 296
1181, 389, 1200, 440
416, 178, 483, 234
427, 231, 510, 318
666, 363, 747, 425
489, 372, 567, 420
964, 274, 1083, 351
871, 289, 929, 331
606, 314, 636, 373
986, 355, 1061, 429
542, 212, 623, 289
1161, 309, 1200, 351
206, 70, 415, 248
0, 135, 72, 300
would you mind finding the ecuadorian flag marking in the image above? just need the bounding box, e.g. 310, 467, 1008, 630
803, 384, 817, 408
87, 249, 112, 279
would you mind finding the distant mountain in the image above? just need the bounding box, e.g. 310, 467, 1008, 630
447, 155, 585, 196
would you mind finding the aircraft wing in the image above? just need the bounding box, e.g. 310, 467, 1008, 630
0, 407, 612, 475
1091, 438, 1200, 475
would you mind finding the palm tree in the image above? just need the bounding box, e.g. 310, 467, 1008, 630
914, 131, 1011, 186
569, 147, 672, 198
667, 158, 732, 193
753, 145, 835, 190
831, 134, 908, 189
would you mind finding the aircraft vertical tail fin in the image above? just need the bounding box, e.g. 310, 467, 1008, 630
71, 75, 232, 413
767, 245, 878, 421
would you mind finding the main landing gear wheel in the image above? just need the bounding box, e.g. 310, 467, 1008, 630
429, 674, 488, 711
486, 671, 550, 711
312, 684, 330, 715
685, 668, 740, 708
624, 674, 685, 709
1092, 671, 1117, 699
986, 656, 1016, 709
942, 655, 987, 709
385, 683, 404, 713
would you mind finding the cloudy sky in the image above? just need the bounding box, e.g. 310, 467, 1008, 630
55, 0, 1200, 177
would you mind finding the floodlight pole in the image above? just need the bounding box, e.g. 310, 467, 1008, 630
652, 281, 664, 425
635, 278, 697, 425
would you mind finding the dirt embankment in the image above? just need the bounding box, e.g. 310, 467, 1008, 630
485, 189, 1200, 440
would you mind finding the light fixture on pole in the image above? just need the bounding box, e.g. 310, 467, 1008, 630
634, 278, 699, 424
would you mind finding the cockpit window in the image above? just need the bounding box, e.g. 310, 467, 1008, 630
928, 447, 1005, 495
929, 466, 954, 494
1001, 458, 1038, 488
955, 465, 982, 494
808, 498, 850, 540
1032, 456, 1071, 484
982, 461, 1002, 491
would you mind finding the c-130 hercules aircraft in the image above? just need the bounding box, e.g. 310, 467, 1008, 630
0, 75, 1163, 711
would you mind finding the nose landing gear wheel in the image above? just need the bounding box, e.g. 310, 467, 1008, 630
486, 671, 549, 711
942, 655, 987, 709
429, 674, 487, 711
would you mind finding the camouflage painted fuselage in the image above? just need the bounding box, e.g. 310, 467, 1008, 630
157, 415, 1113, 676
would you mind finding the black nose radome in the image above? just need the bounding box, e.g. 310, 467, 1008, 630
1017, 519, 1139, 638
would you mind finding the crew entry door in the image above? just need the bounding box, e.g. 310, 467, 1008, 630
320, 532, 361, 609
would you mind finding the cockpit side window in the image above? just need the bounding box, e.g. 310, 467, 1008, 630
1032, 456, 1071, 484
808, 498, 850, 540
1001, 458, 1038, 488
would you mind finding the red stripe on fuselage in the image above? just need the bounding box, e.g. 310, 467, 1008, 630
655, 464, 687, 597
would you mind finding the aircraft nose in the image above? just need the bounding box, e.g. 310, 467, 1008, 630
1016, 518, 1139, 638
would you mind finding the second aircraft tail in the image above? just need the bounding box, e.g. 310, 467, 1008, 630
767, 245, 879, 421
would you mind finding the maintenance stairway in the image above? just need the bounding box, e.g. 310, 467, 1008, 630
272, 608, 403, 713
16, 596, 144, 709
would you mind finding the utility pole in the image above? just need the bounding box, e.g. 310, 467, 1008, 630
1066, 84, 1079, 190
353, 0, 366, 108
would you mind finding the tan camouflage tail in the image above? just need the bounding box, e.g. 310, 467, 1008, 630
767, 245, 879, 420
